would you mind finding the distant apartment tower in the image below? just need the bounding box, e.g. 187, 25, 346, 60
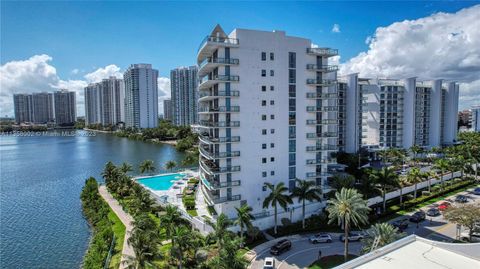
337, 74, 460, 152
124, 64, 159, 129
54, 90, 77, 126
197, 25, 338, 224
170, 66, 198, 126
84, 77, 124, 126
163, 99, 172, 121
32, 92, 54, 123
13, 94, 33, 123
472, 106, 480, 132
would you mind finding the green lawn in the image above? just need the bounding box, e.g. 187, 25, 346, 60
107, 209, 126, 269
309, 255, 357, 269
187, 209, 198, 216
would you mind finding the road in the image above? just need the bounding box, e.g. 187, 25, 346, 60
249, 186, 480, 269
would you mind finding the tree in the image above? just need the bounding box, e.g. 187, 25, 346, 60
181, 150, 199, 166
370, 167, 398, 212
124, 214, 159, 269
165, 160, 177, 172
327, 188, 370, 262
207, 234, 248, 269
330, 174, 355, 190
422, 170, 435, 193
120, 162, 133, 174
434, 159, 449, 190
443, 204, 480, 242
291, 179, 322, 229
206, 213, 232, 249
234, 204, 255, 245
139, 160, 156, 175
409, 145, 422, 164
407, 168, 424, 199
262, 182, 293, 234
171, 226, 194, 269
361, 223, 404, 253
159, 205, 182, 248
102, 161, 120, 190
396, 176, 410, 206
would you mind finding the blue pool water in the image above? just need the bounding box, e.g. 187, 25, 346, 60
138, 173, 185, 190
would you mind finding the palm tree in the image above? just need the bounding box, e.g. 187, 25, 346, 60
124, 219, 159, 269
422, 170, 435, 193
171, 226, 194, 269
262, 182, 293, 234
361, 223, 403, 253
159, 205, 182, 248
327, 188, 370, 262
206, 213, 232, 249
102, 161, 117, 187
207, 234, 248, 269
181, 150, 199, 166
410, 145, 422, 164
434, 159, 449, 190
407, 168, 423, 199
165, 160, 177, 172
139, 160, 156, 175
291, 179, 322, 229
120, 162, 133, 174
330, 174, 355, 190
234, 204, 254, 245
396, 176, 410, 206
370, 167, 398, 213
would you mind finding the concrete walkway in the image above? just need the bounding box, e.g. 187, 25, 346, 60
99, 185, 135, 269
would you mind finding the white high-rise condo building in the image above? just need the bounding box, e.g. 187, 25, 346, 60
472, 105, 480, 132
84, 77, 124, 126
163, 99, 172, 121
338, 74, 460, 152
32, 92, 54, 124
13, 94, 34, 123
197, 25, 338, 225
171, 66, 198, 126
53, 90, 77, 126
124, 64, 159, 129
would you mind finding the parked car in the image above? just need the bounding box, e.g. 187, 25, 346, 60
269, 239, 292, 255
438, 202, 451, 211
339, 232, 364, 242
391, 219, 409, 231
426, 208, 440, 217
455, 195, 468, 203
409, 211, 426, 223
473, 187, 480, 195
263, 257, 275, 269
309, 233, 333, 244
460, 230, 480, 243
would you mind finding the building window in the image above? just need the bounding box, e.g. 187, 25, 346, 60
262, 86, 266, 92
270, 52, 274, 60
270, 143, 274, 148
270, 86, 274, 91
262, 115, 267, 120
289, 69, 296, 84
289, 140, 296, 152
262, 172, 267, 177
270, 115, 275, 120
270, 100, 275, 105
271, 171, 275, 176
288, 52, 296, 68
261, 70, 266, 77
289, 85, 296, 97
289, 153, 296, 165
289, 167, 296, 179
270, 129, 275, 134
270, 70, 274, 76
262, 158, 267, 163
270, 157, 275, 162
261, 52, 266, 61
262, 129, 267, 135
262, 143, 267, 149
262, 185, 267, 191
262, 100, 267, 106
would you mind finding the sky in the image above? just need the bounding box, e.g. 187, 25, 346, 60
1, 1, 479, 116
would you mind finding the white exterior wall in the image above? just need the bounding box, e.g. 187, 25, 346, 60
443, 82, 458, 144
361, 83, 381, 147
429, 79, 443, 147
345, 73, 360, 153
402, 77, 416, 149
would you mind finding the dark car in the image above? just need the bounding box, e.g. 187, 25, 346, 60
426, 208, 440, 217
269, 239, 291, 255
455, 195, 468, 203
473, 187, 480, 195
409, 211, 426, 223
392, 219, 409, 231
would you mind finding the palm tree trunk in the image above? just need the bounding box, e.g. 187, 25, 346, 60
274, 204, 278, 234
414, 183, 418, 199
302, 199, 306, 229
428, 178, 431, 192
400, 188, 403, 205
382, 186, 386, 213
240, 225, 244, 247
344, 216, 349, 262
441, 170, 445, 190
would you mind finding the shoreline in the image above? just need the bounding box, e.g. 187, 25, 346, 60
83, 128, 114, 134
159, 139, 177, 146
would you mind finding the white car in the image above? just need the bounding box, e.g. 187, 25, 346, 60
264, 257, 275, 269
460, 230, 480, 243
309, 233, 333, 244
340, 232, 365, 242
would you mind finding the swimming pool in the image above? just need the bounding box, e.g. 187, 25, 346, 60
137, 173, 185, 191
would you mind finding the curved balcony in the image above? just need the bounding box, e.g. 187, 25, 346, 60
199, 134, 240, 144
306, 79, 337, 86
199, 120, 240, 128
306, 132, 338, 139
199, 90, 239, 101
199, 159, 241, 175
198, 36, 240, 62
306, 47, 338, 57
198, 57, 239, 77
306, 93, 338, 99
306, 158, 337, 165
306, 144, 337, 152
198, 106, 240, 113
306, 64, 338, 72
199, 147, 240, 160
306, 172, 332, 178
199, 75, 240, 90
306, 119, 338, 125
306, 106, 338, 112
201, 174, 241, 190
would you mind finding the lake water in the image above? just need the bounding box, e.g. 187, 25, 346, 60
0, 130, 186, 269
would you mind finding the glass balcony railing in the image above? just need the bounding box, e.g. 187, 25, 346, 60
198, 106, 240, 113
306, 64, 339, 72
212, 194, 242, 204
306, 172, 332, 178
306, 132, 338, 138
199, 147, 240, 159
306, 79, 337, 86
200, 75, 240, 85
199, 57, 240, 68
199, 90, 240, 98
199, 159, 241, 175
306, 47, 338, 57
306, 93, 338, 99
306, 119, 338, 125
201, 175, 241, 190
306, 145, 337, 151
306, 106, 338, 112
306, 158, 336, 165
199, 134, 240, 144
199, 121, 240, 128
198, 36, 239, 52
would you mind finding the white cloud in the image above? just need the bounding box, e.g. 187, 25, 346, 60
157, 77, 171, 114
84, 64, 122, 83
71, 68, 80, 75
340, 5, 480, 110
331, 24, 341, 33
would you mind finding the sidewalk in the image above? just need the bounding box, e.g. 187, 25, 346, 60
99, 185, 135, 269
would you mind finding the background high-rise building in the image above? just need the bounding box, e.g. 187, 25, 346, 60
54, 90, 77, 126
163, 99, 172, 121
170, 66, 198, 126
32, 92, 54, 124
124, 64, 159, 129
13, 94, 33, 123
84, 77, 124, 126
472, 105, 480, 132
197, 25, 338, 225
